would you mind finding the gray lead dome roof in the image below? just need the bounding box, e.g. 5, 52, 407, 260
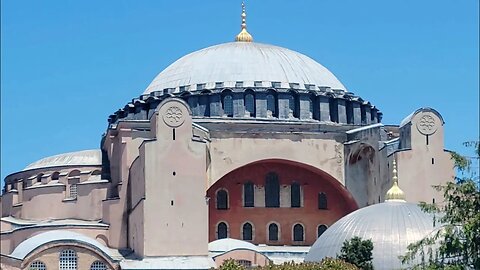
144, 42, 347, 94
305, 201, 438, 270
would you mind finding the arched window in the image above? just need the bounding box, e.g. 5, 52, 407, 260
51, 172, 60, 181
216, 189, 228, 210
36, 174, 43, 183
223, 94, 233, 117
242, 222, 253, 241
291, 182, 301, 208
266, 94, 276, 117
244, 93, 255, 116
308, 97, 314, 118
29, 261, 46, 270
217, 222, 228, 239
318, 192, 328, 209
288, 94, 296, 117
268, 223, 279, 241
243, 182, 254, 207
293, 224, 304, 241
90, 261, 108, 270
317, 224, 328, 238
265, 172, 280, 208
59, 249, 77, 270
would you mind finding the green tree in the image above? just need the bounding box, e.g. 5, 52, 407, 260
337, 236, 374, 270
401, 141, 480, 269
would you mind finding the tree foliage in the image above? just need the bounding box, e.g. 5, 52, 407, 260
217, 258, 359, 270
401, 142, 480, 269
337, 236, 374, 270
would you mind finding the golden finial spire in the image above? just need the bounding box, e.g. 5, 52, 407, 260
235, 2, 253, 42
385, 158, 406, 201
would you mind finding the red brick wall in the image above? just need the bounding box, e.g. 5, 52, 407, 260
207, 159, 358, 246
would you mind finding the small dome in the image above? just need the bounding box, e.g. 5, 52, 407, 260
144, 42, 346, 94
305, 201, 438, 269
23, 149, 102, 171
209, 238, 258, 253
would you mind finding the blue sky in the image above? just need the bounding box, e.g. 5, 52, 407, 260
1, 0, 479, 182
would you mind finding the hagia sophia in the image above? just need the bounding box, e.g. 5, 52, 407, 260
1, 3, 454, 270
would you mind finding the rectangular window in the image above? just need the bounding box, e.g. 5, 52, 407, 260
244, 182, 254, 207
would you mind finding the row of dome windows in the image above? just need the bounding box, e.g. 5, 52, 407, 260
185, 90, 380, 124
6, 170, 102, 198
28, 249, 109, 270
215, 173, 327, 209
216, 222, 329, 242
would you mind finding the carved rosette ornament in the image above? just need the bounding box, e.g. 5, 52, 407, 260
163, 105, 185, 127
416, 114, 437, 135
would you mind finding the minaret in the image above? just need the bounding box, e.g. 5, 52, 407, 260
385, 158, 406, 201
235, 2, 253, 42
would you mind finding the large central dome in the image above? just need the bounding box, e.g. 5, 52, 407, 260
144, 42, 347, 94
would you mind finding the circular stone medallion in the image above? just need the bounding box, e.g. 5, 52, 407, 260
163, 105, 185, 127
416, 114, 437, 135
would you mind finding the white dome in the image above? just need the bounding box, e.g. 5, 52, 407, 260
208, 238, 258, 253
144, 42, 346, 94
305, 201, 438, 270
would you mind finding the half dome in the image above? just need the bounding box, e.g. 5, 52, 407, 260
23, 149, 102, 171
144, 42, 346, 94
305, 201, 438, 269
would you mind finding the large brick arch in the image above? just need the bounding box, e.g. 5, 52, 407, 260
207, 159, 358, 246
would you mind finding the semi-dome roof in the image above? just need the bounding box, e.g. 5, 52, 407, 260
208, 238, 258, 253
23, 149, 102, 171
144, 42, 347, 94
305, 201, 438, 269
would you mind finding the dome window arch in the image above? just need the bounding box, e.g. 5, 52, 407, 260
244, 90, 255, 117
36, 173, 44, 184
266, 90, 277, 118
59, 249, 77, 270
287, 91, 299, 118
317, 224, 328, 238
90, 260, 108, 270
216, 189, 229, 210
265, 172, 280, 208
29, 260, 46, 270
217, 222, 228, 239
318, 192, 328, 209
222, 91, 234, 117
243, 181, 254, 207
268, 222, 279, 241
51, 171, 60, 181
293, 223, 304, 242
291, 182, 301, 208
242, 222, 253, 241
308, 96, 314, 119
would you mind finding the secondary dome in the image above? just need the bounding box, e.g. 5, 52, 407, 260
305, 201, 438, 269
23, 149, 102, 171
144, 42, 347, 94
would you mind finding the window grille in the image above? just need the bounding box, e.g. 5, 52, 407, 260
293, 224, 304, 241
69, 184, 78, 199
29, 261, 46, 270
291, 182, 301, 208
216, 189, 228, 210
265, 173, 279, 208
242, 222, 253, 241
90, 261, 108, 270
243, 182, 254, 207
223, 95, 233, 117
236, 260, 252, 267
268, 223, 279, 241
59, 249, 77, 270
217, 222, 228, 239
